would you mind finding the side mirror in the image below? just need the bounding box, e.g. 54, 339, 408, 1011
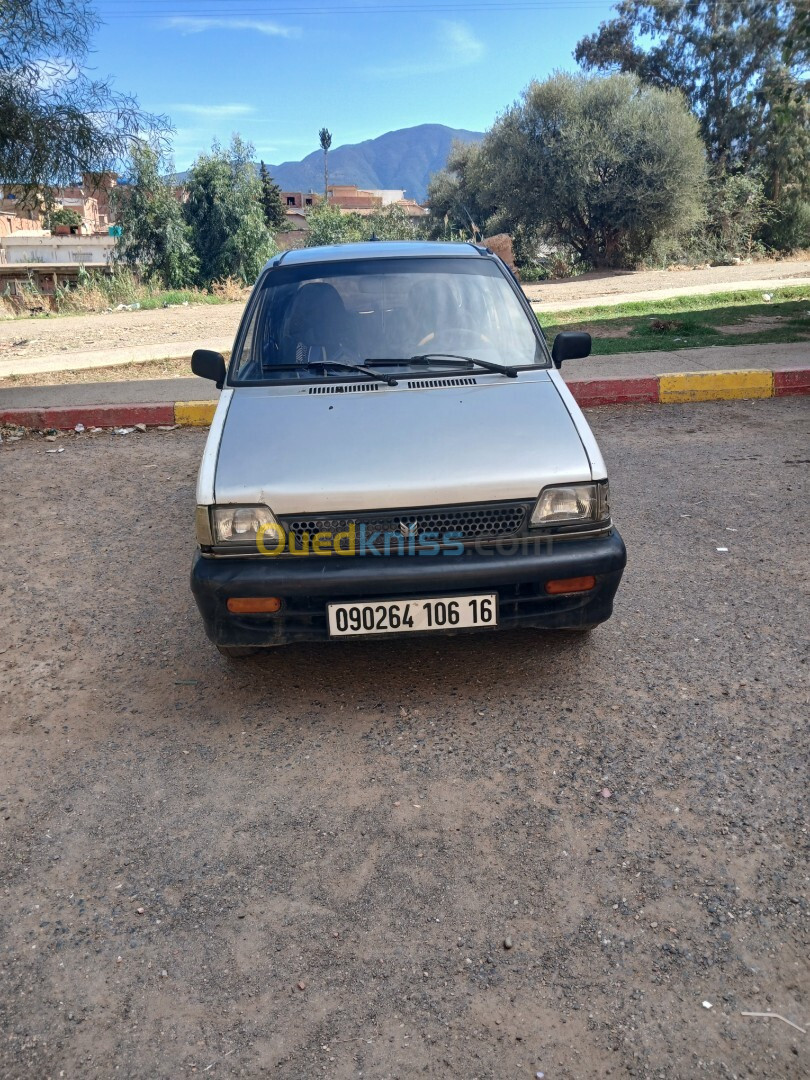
191, 349, 227, 389
551, 331, 591, 369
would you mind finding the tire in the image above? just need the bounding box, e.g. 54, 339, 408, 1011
216, 644, 263, 658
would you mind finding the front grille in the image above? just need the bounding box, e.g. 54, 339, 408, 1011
281, 501, 529, 552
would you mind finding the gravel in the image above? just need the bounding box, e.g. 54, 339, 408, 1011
0, 301, 244, 361
0, 398, 807, 1078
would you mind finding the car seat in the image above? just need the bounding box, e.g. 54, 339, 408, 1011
280, 282, 356, 365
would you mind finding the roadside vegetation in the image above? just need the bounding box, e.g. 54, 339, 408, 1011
112, 135, 275, 290
1, 269, 249, 318
303, 202, 425, 247
538, 286, 810, 355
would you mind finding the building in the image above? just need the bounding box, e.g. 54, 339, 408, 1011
1, 171, 120, 237
56, 186, 102, 233
327, 185, 383, 211
0, 189, 44, 235
281, 191, 320, 209
0, 232, 115, 293
325, 185, 427, 220
82, 172, 118, 227
389, 198, 429, 222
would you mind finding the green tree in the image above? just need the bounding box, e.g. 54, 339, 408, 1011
185, 135, 276, 286
754, 53, 810, 248
305, 203, 363, 247
304, 202, 423, 247
703, 172, 771, 259
44, 207, 82, 230
258, 161, 285, 230
575, 1, 810, 216
365, 204, 424, 241
470, 73, 706, 269
111, 143, 197, 287
0, 0, 167, 198
319, 127, 332, 202
426, 141, 494, 241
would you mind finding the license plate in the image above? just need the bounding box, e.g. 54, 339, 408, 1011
327, 593, 498, 637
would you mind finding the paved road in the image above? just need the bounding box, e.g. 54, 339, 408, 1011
0, 400, 807, 1078
1, 341, 808, 408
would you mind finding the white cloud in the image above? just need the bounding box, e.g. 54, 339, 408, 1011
442, 21, 486, 65
163, 16, 299, 38
168, 103, 257, 119
365, 20, 484, 78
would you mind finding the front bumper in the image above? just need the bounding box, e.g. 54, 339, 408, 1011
190, 531, 627, 647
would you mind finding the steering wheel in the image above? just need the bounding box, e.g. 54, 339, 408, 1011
417, 327, 494, 350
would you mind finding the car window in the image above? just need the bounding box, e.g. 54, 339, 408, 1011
229, 257, 546, 382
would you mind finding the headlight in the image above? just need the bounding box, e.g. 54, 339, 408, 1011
211, 505, 285, 547
530, 481, 610, 527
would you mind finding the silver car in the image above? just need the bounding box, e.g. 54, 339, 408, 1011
190, 241, 626, 657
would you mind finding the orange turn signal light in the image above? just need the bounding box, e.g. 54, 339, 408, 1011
227, 597, 283, 614
545, 575, 596, 595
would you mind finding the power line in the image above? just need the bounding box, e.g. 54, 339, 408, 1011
94, 1, 642, 14
94, 0, 788, 22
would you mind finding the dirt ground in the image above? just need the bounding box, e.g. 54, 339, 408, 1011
0, 302, 245, 363
0, 400, 808, 1079
2, 259, 810, 369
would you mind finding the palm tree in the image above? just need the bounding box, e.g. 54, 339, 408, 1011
319, 127, 332, 203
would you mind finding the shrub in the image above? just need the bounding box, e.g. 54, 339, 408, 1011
45, 207, 82, 230
471, 73, 708, 269
185, 135, 276, 285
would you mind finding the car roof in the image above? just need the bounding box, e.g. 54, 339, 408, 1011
265, 240, 488, 270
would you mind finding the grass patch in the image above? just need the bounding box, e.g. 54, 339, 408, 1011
538, 286, 810, 354
124, 291, 225, 312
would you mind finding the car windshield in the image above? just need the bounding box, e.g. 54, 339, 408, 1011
229, 256, 547, 383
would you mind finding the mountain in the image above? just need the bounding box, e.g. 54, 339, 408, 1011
176, 124, 483, 203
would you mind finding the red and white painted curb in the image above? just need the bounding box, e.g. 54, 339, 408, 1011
1, 367, 807, 432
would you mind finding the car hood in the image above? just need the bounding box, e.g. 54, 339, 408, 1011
213, 372, 592, 513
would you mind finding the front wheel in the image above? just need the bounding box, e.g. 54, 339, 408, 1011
216, 644, 263, 658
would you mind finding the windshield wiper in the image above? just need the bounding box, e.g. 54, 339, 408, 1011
408, 353, 519, 378
307, 359, 399, 386
259, 361, 398, 386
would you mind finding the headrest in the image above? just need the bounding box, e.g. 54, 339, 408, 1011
286, 282, 347, 344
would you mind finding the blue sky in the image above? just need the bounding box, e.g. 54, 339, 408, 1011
92, 1, 617, 169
